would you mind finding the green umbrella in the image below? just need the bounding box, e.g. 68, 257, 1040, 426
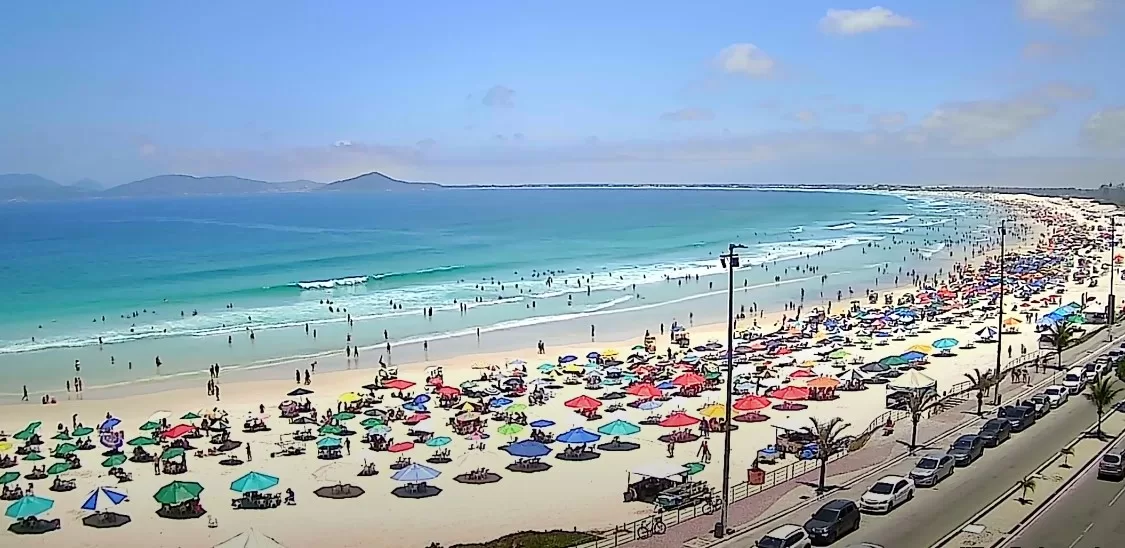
333, 412, 356, 421
5, 495, 54, 519
51, 432, 72, 441
597, 419, 641, 437
13, 429, 37, 441
683, 462, 705, 476
72, 427, 94, 437
46, 462, 71, 475
230, 471, 279, 493
101, 454, 127, 468
497, 423, 523, 436
1067, 313, 1086, 324
127, 436, 157, 447
318, 424, 342, 435
506, 403, 528, 413
53, 443, 79, 456
22, 452, 44, 462
153, 481, 203, 505
0, 472, 19, 485
632, 345, 647, 351
160, 447, 185, 461
316, 436, 341, 448
139, 421, 160, 431
879, 356, 909, 367
359, 418, 383, 429
181, 412, 201, 421
827, 349, 849, 360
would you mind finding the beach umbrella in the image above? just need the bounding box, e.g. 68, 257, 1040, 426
47, 462, 71, 475
230, 472, 280, 493
318, 424, 343, 435
391, 463, 440, 483
889, 370, 937, 391
337, 392, 362, 404
789, 369, 816, 378
490, 397, 513, 408
529, 419, 555, 429
502, 440, 552, 458
827, 349, 849, 360
659, 412, 701, 428
160, 447, 185, 461
101, 454, 127, 468
72, 426, 94, 437
425, 436, 452, 447
165, 424, 195, 439
23, 452, 44, 462
436, 386, 461, 398
673, 373, 706, 387
81, 487, 128, 511
625, 383, 663, 398
366, 424, 391, 435
559, 355, 578, 363
564, 395, 602, 411
98, 418, 120, 432
807, 377, 841, 389
556, 427, 601, 444
497, 424, 524, 436
699, 404, 727, 419
0, 441, 11, 453
359, 418, 383, 429
506, 403, 528, 413
5, 495, 54, 519
180, 412, 201, 421
333, 412, 356, 421
733, 395, 771, 412
933, 338, 958, 349
637, 400, 663, 411
0, 472, 20, 485
587, 352, 600, 360
51, 432, 72, 441
153, 481, 204, 505
879, 356, 909, 367
287, 388, 313, 397
597, 420, 641, 437
1003, 317, 1022, 326
139, 421, 160, 431
53, 443, 79, 456
315, 437, 341, 448
769, 386, 810, 401
126, 436, 157, 447
388, 442, 415, 453
383, 379, 415, 391
976, 327, 997, 339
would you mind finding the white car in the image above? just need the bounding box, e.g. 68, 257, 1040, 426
859, 475, 914, 513
1043, 385, 1069, 407
755, 524, 811, 548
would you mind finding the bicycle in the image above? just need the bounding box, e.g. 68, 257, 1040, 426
634, 515, 667, 539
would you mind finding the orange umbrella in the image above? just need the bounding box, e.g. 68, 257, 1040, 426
806, 377, 840, 389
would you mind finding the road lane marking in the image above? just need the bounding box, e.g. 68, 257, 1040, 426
1109, 483, 1125, 507
1065, 522, 1094, 548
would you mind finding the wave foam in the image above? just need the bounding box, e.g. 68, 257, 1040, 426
296, 276, 369, 290
864, 215, 912, 225
826, 222, 856, 230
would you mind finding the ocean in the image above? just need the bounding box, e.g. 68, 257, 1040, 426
0, 188, 997, 398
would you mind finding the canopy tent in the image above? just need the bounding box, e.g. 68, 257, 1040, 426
889, 370, 937, 391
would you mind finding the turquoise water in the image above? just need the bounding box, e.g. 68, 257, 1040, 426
0, 188, 995, 397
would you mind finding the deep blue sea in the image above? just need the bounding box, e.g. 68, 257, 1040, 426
0, 188, 994, 397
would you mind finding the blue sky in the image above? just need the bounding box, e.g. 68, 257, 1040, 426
1, 1, 1123, 186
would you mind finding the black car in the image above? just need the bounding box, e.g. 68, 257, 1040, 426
803, 499, 861, 544
998, 405, 1037, 432
978, 418, 1011, 447
948, 434, 984, 466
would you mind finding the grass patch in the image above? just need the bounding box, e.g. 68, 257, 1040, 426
449, 530, 598, 548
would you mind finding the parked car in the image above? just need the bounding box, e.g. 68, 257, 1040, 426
1028, 395, 1052, 418
841, 545, 885, 548
757, 524, 812, 548
948, 434, 985, 466
1098, 449, 1125, 481
803, 499, 861, 544
909, 452, 955, 486
1084, 362, 1100, 383
978, 418, 1012, 447
1063, 367, 1085, 394
858, 476, 914, 513
1044, 385, 1069, 407
999, 405, 1037, 432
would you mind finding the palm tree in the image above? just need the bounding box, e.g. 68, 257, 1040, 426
1085, 377, 1123, 440
802, 417, 851, 495
1015, 475, 1037, 504
907, 390, 940, 453
1042, 322, 1077, 371
1115, 358, 1125, 383
1060, 446, 1075, 468
964, 368, 993, 416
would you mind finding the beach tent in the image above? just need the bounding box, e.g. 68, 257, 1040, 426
889, 370, 937, 391
213, 528, 288, 548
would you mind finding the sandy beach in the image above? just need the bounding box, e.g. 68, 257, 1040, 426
0, 192, 1118, 548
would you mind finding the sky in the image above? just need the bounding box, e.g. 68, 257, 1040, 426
1, 0, 1123, 187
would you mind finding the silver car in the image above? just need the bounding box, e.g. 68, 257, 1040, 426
908, 452, 954, 487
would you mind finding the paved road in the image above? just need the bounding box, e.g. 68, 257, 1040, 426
720, 329, 1122, 548
1004, 439, 1125, 548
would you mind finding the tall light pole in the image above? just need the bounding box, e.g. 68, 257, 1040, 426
1110, 215, 1116, 336
716, 243, 746, 538
993, 220, 1006, 406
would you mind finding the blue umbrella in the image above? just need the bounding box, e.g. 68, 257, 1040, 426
556, 427, 601, 444
98, 417, 121, 432
597, 420, 641, 437
80, 487, 127, 511
391, 463, 441, 483
656, 381, 676, 390
529, 419, 555, 428
559, 355, 577, 363
976, 327, 997, 339
230, 471, 280, 493
490, 397, 513, 408
587, 352, 600, 359
414, 394, 431, 405
502, 440, 552, 458
5, 495, 54, 519
402, 402, 428, 412
638, 400, 663, 411
933, 338, 958, 349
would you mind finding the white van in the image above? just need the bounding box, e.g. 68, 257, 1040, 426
1062, 367, 1085, 395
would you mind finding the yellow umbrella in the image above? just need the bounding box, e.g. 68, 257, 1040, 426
602, 349, 619, 357
1003, 317, 1022, 326
908, 344, 932, 354
699, 403, 726, 419
460, 402, 475, 412
562, 364, 583, 374
0, 441, 12, 453
797, 360, 818, 369
337, 392, 362, 404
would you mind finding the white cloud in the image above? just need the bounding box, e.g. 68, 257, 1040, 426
660, 107, 715, 122
138, 143, 157, 156
919, 100, 1055, 145
482, 85, 515, 108
869, 112, 908, 130
1022, 40, 1063, 59
820, 7, 915, 35
716, 43, 776, 78
1032, 82, 1094, 102
1082, 107, 1125, 151
333, 140, 353, 148
1019, 0, 1102, 33
792, 110, 820, 126
416, 138, 437, 150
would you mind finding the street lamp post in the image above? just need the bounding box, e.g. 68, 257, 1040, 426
993, 220, 1006, 406
1110, 215, 1116, 337
716, 243, 746, 538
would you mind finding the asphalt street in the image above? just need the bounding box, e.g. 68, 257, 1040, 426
721, 329, 1123, 548
1004, 440, 1125, 548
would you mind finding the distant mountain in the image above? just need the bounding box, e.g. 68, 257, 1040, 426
69, 178, 105, 191
102, 175, 324, 197
0, 174, 83, 200
319, 171, 440, 192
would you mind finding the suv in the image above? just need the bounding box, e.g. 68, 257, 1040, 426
756, 524, 811, 548
803, 499, 860, 544
978, 418, 1011, 447
948, 434, 984, 466
909, 452, 954, 486
1098, 450, 1125, 481
999, 405, 1037, 432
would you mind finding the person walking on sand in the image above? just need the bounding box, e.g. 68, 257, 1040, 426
214, 385, 220, 402
246, 444, 252, 462
22, 385, 28, 402
666, 441, 675, 459
345, 438, 351, 455
698, 440, 712, 464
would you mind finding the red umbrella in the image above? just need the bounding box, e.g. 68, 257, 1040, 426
672, 373, 706, 387
733, 395, 771, 412
564, 395, 603, 410
383, 379, 415, 390
436, 386, 461, 397
403, 413, 430, 425
773, 347, 792, 355
388, 442, 414, 453
427, 376, 444, 387
769, 386, 810, 401
625, 383, 662, 398
659, 412, 701, 428
789, 369, 815, 378
164, 424, 195, 439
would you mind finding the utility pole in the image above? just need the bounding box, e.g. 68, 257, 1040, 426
1110, 214, 1117, 337
715, 243, 746, 538
993, 220, 1006, 406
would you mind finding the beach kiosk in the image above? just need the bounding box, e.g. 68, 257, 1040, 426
624, 462, 689, 504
